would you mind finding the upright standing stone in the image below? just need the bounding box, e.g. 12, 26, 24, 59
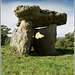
33, 24, 57, 55
10, 20, 32, 55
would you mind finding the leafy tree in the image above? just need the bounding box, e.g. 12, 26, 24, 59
56, 31, 74, 48
55, 39, 65, 48
65, 32, 74, 40
4, 37, 11, 45
1, 25, 11, 45
65, 32, 74, 48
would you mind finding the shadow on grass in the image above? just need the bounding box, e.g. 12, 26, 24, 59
30, 48, 74, 56
55, 48, 74, 55
2, 45, 74, 56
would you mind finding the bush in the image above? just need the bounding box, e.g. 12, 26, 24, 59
55, 39, 65, 48
56, 31, 74, 48
4, 37, 11, 45
65, 32, 74, 48
1, 25, 11, 45
64, 40, 74, 48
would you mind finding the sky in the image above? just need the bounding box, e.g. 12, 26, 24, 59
1, 0, 74, 37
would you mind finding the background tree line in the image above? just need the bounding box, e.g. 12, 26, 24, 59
1, 25, 11, 45
55, 31, 74, 48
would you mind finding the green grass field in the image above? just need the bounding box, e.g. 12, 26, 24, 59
1, 45, 74, 75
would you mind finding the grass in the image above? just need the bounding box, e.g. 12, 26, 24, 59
1, 45, 74, 75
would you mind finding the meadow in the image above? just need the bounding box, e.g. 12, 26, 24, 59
1, 45, 74, 75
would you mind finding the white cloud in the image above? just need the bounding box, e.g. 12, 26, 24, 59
1, 1, 74, 37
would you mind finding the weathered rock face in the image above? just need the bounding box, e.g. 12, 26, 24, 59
10, 5, 67, 56
14, 5, 67, 28
33, 24, 56, 55
10, 20, 32, 55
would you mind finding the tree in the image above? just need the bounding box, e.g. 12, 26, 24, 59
55, 39, 65, 48
1, 25, 11, 45
65, 32, 74, 47
65, 32, 74, 40
55, 31, 74, 48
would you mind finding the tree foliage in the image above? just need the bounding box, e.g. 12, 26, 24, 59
56, 32, 74, 48
65, 32, 74, 47
1, 25, 11, 45
55, 39, 65, 48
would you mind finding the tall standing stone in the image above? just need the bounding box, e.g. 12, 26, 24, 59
10, 20, 32, 55
33, 24, 57, 55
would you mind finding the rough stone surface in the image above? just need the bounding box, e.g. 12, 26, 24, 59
10, 20, 32, 55
10, 5, 67, 56
33, 24, 57, 55
14, 5, 67, 27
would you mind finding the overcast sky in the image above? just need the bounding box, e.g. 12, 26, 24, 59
1, 0, 74, 37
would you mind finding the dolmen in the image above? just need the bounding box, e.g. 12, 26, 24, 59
10, 5, 67, 56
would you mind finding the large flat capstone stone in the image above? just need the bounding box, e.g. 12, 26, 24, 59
14, 5, 67, 28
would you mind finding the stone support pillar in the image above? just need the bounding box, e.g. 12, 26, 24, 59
33, 24, 57, 55
10, 20, 32, 55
